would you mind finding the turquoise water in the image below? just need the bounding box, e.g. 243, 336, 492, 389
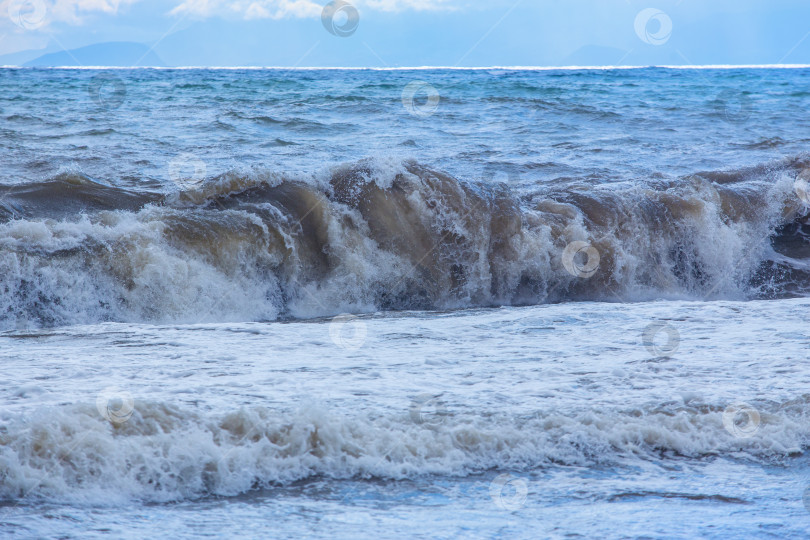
2, 67, 809, 187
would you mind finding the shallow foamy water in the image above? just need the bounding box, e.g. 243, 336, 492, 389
2, 299, 810, 538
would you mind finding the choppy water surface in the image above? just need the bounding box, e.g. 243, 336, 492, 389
1, 67, 810, 538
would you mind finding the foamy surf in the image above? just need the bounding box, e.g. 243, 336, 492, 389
0, 156, 808, 328
3, 65, 810, 538
1, 396, 807, 504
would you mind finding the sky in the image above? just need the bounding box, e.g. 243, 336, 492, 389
1, 0, 810, 67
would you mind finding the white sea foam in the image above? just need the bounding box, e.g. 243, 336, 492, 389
0, 156, 807, 328
1, 398, 806, 504
3, 57, 810, 539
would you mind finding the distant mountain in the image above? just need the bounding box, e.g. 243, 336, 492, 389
24, 42, 165, 67
0, 47, 52, 67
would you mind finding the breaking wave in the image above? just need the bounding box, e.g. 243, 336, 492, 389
0, 156, 809, 328
1, 397, 808, 504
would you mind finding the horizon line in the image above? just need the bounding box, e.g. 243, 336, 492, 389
2, 64, 810, 70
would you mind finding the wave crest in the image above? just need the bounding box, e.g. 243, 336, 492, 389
0, 157, 808, 327
1, 397, 807, 503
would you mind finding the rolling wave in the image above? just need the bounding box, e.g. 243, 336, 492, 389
0, 156, 808, 328
1, 396, 807, 503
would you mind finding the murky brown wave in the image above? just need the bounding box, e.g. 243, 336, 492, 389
0, 157, 808, 327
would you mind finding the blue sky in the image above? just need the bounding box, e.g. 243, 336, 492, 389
2, 0, 810, 66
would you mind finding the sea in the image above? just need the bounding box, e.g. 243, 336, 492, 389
1, 66, 810, 538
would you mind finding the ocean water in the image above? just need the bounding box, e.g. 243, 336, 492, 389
1, 67, 810, 538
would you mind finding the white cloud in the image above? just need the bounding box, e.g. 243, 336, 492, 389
53, 0, 137, 22
363, 0, 453, 12
0, 0, 456, 39
2, 0, 139, 30
170, 0, 454, 20
170, 0, 322, 19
